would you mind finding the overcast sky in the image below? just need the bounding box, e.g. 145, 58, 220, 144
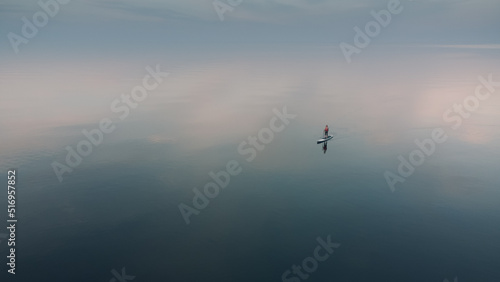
1, 0, 499, 59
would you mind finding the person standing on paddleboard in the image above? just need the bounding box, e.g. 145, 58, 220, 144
324, 125, 329, 137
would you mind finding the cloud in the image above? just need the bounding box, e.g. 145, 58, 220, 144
1, 0, 498, 50
2, 0, 498, 25
422, 44, 500, 49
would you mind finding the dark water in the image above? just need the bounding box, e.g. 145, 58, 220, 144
1, 47, 500, 282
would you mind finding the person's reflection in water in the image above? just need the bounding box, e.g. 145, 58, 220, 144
322, 141, 328, 154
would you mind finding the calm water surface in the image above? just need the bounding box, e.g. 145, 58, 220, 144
1, 47, 499, 281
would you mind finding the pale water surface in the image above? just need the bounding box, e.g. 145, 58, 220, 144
1, 46, 500, 281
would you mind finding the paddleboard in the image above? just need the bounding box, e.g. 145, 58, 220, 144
317, 135, 333, 144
